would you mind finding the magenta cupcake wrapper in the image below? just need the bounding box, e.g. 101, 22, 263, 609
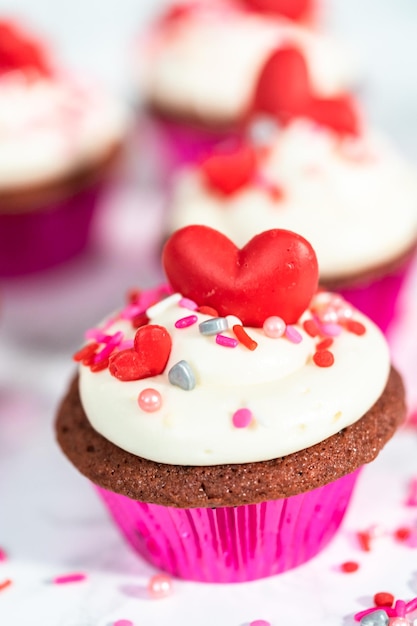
338, 261, 412, 336
95, 469, 360, 583
0, 182, 105, 277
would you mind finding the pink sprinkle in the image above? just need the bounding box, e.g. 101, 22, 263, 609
118, 340, 134, 351
179, 297, 198, 311
85, 328, 108, 342
93, 331, 124, 363
216, 334, 238, 348
120, 303, 144, 320
284, 326, 303, 343
52, 573, 87, 584
250, 621, 271, 626
406, 478, 417, 506
319, 323, 342, 337
232, 408, 253, 428
114, 621, 134, 626
0, 549, 7, 562
175, 315, 198, 329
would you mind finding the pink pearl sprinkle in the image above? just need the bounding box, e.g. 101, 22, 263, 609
114, 621, 134, 626
138, 389, 162, 413
175, 315, 198, 329
179, 297, 198, 311
216, 334, 238, 348
263, 316, 286, 338
284, 325, 303, 344
250, 621, 271, 626
232, 408, 253, 428
147, 574, 173, 599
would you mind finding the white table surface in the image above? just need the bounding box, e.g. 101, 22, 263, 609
1, 1, 417, 625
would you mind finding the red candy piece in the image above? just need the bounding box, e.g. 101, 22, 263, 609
254, 46, 311, 123
109, 325, 172, 381
253, 45, 359, 136
308, 94, 359, 136
163, 225, 318, 327
0, 20, 51, 76
313, 349, 334, 367
374, 592, 394, 608
340, 561, 359, 573
200, 144, 257, 196
133, 325, 172, 375
242, 0, 313, 20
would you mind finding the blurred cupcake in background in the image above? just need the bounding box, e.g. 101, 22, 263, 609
136, 0, 358, 174
0, 18, 130, 277
166, 105, 417, 335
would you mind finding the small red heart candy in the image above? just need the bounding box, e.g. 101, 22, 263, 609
134, 324, 172, 375
0, 21, 51, 77
109, 349, 149, 381
200, 144, 257, 196
163, 226, 318, 326
242, 0, 313, 21
308, 94, 359, 136
253, 45, 312, 123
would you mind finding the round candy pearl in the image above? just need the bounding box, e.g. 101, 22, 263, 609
147, 574, 173, 599
263, 316, 286, 338
389, 619, 410, 626
138, 389, 162, 412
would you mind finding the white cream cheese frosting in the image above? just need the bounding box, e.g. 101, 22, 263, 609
78, 288, 390, 466
0, 71, 130, 190
140, 0, 357, 124
168, 120, 417, 281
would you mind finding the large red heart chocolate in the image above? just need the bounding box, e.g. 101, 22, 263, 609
109, 325, 172, 381
0, 21, 51, 77
163, 226, 318, 326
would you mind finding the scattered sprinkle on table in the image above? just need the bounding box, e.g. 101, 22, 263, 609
0, 579, 12, 592
340, 561, 359, 573
52, 573, 87, 584
114, 620, 134, 626
250, 620, 271, 626
147, 573, 173, 599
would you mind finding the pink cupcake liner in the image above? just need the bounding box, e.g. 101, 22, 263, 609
0, 182, 105, 277
95, 468, 360, 583
338, 260, 413, 337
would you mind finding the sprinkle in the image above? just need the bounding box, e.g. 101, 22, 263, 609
175, 315, 198, 329
168, 360, 196, 391
316, 337, 333, 351
0, 549, 7, 562
405, 478, 417, 506
52, 573, 87, 584
199, 317, 229, 335
114, 621, 134, 626
147, 574, 173, 599
263, 316, 286, 338
250, 621, 271, 626
374, 593, 394, 608
345, 319, 366, 335
303, 319, 320, 337
233, 325, 258, 350
126, 288, 141, 304
147, 293, 181, 319
118, 340, 134, 351
357, 530, 372, 552
120, 303, 143, 320
93, 331, 123, 363
284, 325, 303, 343
216, 334, 238, 348
232, 408, 253, 428
197, 305, 219, 316
179, 297, 198, 310
313, 350, 334, 367
138, 388, 162, 412
90, 358, 109, 373
340, 561, 359, 573
394, 527, 412, 541
85, 329, 108, 342
131, 313, 149, 329
0, 579, 11, 592
73, 342, 99, 362
357, 609, 389, 624
319, 322, 342, 337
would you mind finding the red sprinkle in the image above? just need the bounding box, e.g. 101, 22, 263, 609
126, 288, 141, 304
73, 342, 99, 362
345, 320, 366, 336
233, 324, 258, 351
0, 579, 12, 592
373, 592, 394, 607
357, 530, 372, 552
198, 305, 219, 317
316, 337, 333, 351
340, 561, 359, 573
303, 319, 320, 337
90, 358, 109, 373
313, 350, 334, 367
269, 184, 284, 202
394, 527, 412, 542
131, 313, 149, 329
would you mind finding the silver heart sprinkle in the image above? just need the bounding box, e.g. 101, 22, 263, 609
360, 609, 389, 626
168, 360, 196, 391
199, 317, 228, 336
